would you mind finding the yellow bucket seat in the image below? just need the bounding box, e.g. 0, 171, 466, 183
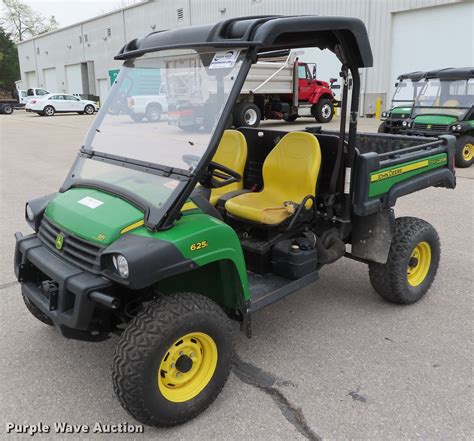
209, 130, 248, 206
225, 132, 321, 225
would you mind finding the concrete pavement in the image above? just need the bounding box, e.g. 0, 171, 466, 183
0, 111, 472, 439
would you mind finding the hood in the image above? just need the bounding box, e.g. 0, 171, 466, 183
44, 188, 143, 245
413, 114, 458, 125
391, 106, 412, 116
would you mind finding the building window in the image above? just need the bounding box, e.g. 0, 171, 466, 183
177, 8, 184, 21
84, 34, 88, 42
106, 28, 112, 37
79, 36, 82, 43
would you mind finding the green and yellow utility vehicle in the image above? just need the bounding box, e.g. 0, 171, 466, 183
405, 67, 474, 168
15, 16, 457, 426
378, 71, 426, 134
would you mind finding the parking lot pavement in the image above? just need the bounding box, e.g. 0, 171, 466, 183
1, 111, 472, 439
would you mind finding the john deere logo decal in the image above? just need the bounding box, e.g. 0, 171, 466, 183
55, 233, 65, 250
427, 124, 432, 129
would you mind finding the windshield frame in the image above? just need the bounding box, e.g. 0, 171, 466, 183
411, 78, 474, 119
61, 47, 254, 230
391, 80, 425, 107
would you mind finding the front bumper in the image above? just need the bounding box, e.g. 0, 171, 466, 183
15, 232, 113, 340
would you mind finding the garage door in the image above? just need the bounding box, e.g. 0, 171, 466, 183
390, 2, 474, 97
66, 64, 83, 95
97, 79, 110, 105
25, 71, 37, 88
43, 68, 57, 92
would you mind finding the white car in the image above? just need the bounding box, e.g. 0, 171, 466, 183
26, 94, 98, 116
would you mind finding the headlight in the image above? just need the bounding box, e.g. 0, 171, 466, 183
402, 120, 408, 127
382, 111, 388, 118
112, 254, 129, 278
26, 203, 35, 221
456, 124, 462, 131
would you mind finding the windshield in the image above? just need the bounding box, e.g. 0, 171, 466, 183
391, 80, 424, 106
83, 49, 245, 172
413, 78, 474, 118
67, 48, 247, 226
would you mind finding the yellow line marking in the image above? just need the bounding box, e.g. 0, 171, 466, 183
120, 219, 145, 234
371, 160, 429, 182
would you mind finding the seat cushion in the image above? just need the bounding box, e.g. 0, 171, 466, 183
225, 132, 321, 225
209, 130, 247, 205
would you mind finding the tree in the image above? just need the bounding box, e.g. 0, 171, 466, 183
0, 27, 19, 90
0, 0, 58, 42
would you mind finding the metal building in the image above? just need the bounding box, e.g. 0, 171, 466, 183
16, 0, 474, 114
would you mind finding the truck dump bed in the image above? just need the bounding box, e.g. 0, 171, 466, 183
242, 60, 294, 95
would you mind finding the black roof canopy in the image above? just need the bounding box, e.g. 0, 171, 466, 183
397, 71, 426, 81
425, 67, 474, 80
115, 15, 373, 68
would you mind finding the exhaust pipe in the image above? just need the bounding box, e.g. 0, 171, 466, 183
89, 291, 120, 309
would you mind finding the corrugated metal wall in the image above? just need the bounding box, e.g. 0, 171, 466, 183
16, 0, 462, 105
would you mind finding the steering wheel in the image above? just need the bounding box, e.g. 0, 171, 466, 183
200, 161, 241, 189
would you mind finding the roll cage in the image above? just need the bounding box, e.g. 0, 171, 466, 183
65, 16, 373, 231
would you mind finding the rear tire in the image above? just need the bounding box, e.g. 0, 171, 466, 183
112, 292, 233, 427
312, 98, 334, 123
2, 104, 13, 115
130, 113, 145, 122
455, 135, 473, 168
43, 105, 55, 116
233, 102, 261, 128
369, 217, 440, 304
146, 104, 162, 122
22, 294, 53, 326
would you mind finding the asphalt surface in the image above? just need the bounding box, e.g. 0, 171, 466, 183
0, 111, 472, 440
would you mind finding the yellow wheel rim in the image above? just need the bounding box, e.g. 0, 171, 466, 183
158, 332, 218, 403
407, 241, 432, 287
462, 143, 473, 161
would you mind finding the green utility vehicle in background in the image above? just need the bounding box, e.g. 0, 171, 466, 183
405, 67, 474, 168
378, 71, 426, 134
15, 16, 457, 426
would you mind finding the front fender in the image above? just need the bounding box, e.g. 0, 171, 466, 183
108, 213, 249, 298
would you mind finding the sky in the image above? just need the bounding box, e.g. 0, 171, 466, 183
22, 0, 142, 27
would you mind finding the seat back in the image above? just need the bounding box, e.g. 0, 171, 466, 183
262, 131, 321, 204
210, 130, 248, 202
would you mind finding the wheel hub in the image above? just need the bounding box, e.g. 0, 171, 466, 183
244, 109, 257, 125
407, 241, 431, 287
158, 332, 218, 402
175, 354, 193, 373
462, 143, 473, 161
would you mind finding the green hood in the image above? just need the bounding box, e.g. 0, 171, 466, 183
44, 188, 143, 245
391, 106, 412, 116
413, 114, 457, 125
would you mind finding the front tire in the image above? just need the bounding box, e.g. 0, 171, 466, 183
84, 104, 95, 115
455, 135, 473, 168
312, 98, 334, 123
369, 217, 440, 304
233, 102, 261, 128
112, 292, 233, 427
377, 122, 388, 133
22, 294, 53, 326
